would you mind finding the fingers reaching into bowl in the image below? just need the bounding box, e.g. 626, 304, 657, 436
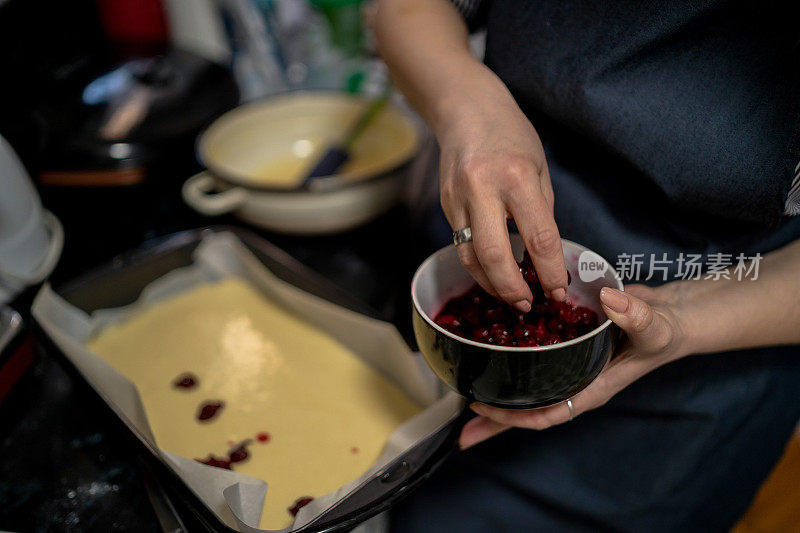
457, 284, 690, 449
440, 148, 568, 312
507, 164, 569, 302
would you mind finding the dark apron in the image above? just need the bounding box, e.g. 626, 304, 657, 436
393, 1, 800, 531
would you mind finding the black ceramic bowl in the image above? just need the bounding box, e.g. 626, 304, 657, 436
411, 234, 623, 409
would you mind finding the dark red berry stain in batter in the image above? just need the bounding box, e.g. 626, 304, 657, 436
228, 441, 250, 464
288, 497, 314, 517
256, 432, 271, 443
195, 440, 252, 470
173, 372, 198, 389
197, 401, 224, 422
196, 455, 232, 470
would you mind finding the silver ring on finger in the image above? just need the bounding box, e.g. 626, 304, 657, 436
452, 227, 472, 247
566, 399, 575, 421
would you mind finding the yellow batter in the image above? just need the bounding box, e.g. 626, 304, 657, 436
250, 134, 406, 188
86, 278, 420, 530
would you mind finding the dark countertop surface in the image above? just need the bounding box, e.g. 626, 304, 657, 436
0, 157, 446, 532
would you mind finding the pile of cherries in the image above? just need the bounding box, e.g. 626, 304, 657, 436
433, 251, 599, 347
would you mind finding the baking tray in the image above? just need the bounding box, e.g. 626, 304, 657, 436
35, 226, 464, 532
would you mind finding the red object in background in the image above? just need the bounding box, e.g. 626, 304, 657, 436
96, 0, 169, 57
0, 333, 35, 404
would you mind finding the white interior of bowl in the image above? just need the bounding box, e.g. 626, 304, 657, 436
198, 92, 419, 189
411, 235, 624, 351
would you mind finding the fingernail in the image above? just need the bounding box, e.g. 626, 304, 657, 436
550, 288, 566, 302
600, 287, 628, 313
513, 299, 532, 313
470, 402, 486, 415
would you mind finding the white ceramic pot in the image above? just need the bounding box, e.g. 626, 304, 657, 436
0, 135, 64, 303
182, 92, 420, 235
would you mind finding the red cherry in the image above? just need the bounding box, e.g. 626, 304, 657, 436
173, 372, 198, 389
544, 334, 562, 345
488, 324, 513, 346
549, 300, 570, 316
532, 303, 550, 316
196, 455, 232, 469
577, 307, 598, 327
468, 287, 486, 307
462, 309, 482, 326
494, 333, 515, 346
518, 260, 538, 285
513, 323, 537, 339
228, 443, 250, 463
564, 326, 579, 340
485, 306, 507, 323
561, 308, 580, 324
471, 327, 491, 343
517, 337, 539, 347
433, 282, 599, 346
288, 497, 314, 517
547, 317, 564, 333
435, 314, 461, 333
197, 401, 224, 422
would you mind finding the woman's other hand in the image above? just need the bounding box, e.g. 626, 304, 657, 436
459, 283, 689, 449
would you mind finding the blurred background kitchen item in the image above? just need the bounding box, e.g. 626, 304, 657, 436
0, 135, 63, 305
183, 91, 420, 234
0, 1, 433, 531
35, 48, 240, 187
303, 86, 391, 183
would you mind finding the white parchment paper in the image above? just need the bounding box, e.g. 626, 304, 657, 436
32, 232, 462, 532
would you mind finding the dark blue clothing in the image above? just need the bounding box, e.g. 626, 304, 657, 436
393, 1, 800, 531
485, 0, 800, 228
393, 347, 800, 532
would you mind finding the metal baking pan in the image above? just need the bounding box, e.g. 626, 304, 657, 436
36, 226, 464, 532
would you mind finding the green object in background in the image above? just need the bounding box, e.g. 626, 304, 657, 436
309, 0, 365, 57
346, 70, 365, 94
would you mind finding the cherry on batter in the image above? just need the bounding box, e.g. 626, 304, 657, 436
288, 497, 314, 517
228, 441, 251, 463
173, 372, 198, 389
197, 401, 224, 422
196, 455, 232, 470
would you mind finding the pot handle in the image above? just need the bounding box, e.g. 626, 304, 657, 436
182, 171, 247, 216
0, 210, 64, 286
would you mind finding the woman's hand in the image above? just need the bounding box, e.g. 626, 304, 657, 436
459, 283, 690, 449
437, 78, 569, 312
375, 0, 567, 309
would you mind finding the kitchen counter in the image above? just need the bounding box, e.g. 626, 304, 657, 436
0, 161, 444, 532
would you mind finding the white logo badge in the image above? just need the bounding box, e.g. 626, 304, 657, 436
578, 250, 608, 283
